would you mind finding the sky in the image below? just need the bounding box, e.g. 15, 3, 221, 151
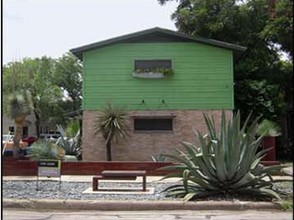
3, 0, 178, 65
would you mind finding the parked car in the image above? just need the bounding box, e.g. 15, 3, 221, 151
2, 134, 14, 144
22, 136, 38, 146
2, 134, 29, 157
39, 133, 61, 141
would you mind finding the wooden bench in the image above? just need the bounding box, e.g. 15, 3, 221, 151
92, 170, 147, 191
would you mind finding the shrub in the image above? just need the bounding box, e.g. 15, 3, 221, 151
151, 153, 167, 162
162, 111, 291, 201
55, 124, 81, 160
28, 140, 64, 160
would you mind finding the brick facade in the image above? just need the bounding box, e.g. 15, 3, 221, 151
82, 110, 232, 161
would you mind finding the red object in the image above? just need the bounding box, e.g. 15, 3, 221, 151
22, 136, 38, 145
261, 136, 277, 161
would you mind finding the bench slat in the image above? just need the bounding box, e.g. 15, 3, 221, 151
101, 170, 146, 177
101, 176, 137, 180
93, 170, 147, 192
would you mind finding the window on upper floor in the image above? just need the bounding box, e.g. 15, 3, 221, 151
134, 59, 172, 71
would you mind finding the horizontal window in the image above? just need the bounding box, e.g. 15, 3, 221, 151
134, 60, 172, 71
134, 118, 173, 131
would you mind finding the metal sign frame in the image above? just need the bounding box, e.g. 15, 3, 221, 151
37, 159, 61, 191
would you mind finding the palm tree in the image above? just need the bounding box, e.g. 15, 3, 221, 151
94, 103, 129, 161
7, 91, 31, 158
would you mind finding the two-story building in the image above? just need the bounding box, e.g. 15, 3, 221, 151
71, 27, 246, 161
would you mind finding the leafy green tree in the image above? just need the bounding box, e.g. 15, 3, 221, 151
158, 0, 293, 150
54, 52, 83, 112
261, 0, 293, 57
3, 57, 64, 136
94, 103, 130, 161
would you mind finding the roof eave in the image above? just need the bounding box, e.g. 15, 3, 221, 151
70, 27, 247, 60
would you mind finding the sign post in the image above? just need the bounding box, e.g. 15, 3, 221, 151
37, 159, 61, 191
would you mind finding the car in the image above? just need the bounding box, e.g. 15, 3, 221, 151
2, 134, 29, 157
22, 136, 38, 146
39, 133, 61, 141
2, 134, 14, 143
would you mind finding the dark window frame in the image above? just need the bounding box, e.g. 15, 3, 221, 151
134, 59, 172, 71
8, 126, 15, 134
133, 116, 174, 133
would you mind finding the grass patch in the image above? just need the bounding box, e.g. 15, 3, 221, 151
276, 181, 293, 210
279, 199, 293, 210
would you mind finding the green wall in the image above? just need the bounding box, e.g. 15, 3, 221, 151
83, 42, 234, 110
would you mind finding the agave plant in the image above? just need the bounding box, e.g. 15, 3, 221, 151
162, 111, 291, 201
151, 153, 168, 162
28, 140, 65, 160
55, 124, 81, 161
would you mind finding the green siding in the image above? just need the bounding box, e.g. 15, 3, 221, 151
83, 42, 234, 110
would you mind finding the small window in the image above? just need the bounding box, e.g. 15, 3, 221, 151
134, 118, 173, 131
134, 60, 172, 71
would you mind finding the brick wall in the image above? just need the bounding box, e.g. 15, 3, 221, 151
82, 110, 232, 161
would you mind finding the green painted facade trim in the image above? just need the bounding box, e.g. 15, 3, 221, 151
82, 42, 234, 111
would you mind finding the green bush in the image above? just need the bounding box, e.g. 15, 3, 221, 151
28, 140, 64, 160
162, 111, 291, 201
151, 153, 167, 162
56, 124, 81, 160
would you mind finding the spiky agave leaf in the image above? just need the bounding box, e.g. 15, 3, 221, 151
161, 110, 291, 201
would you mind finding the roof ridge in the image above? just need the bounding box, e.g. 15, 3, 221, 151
70, 27, 246, 60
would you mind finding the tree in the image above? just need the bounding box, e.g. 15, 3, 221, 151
3, 57, 64, 136
261, 0, 293, 57
54, 52, 83, 112
94, 103, 130, 161
7, 91, 32, 158
27, 57, 64, 136
158, 0, 293, 151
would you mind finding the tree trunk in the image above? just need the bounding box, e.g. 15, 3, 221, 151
13, 117, 25, 158
33, 103, 40, 137
106, 141, 112, 161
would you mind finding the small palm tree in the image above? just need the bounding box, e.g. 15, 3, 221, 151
94, 103, 129, 161
7, 91, 31, 158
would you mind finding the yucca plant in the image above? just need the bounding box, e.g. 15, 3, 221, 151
7, 91, 32, 158
94, 103, 130, 161
161, 111, 291, 201
28, 140, 65, 160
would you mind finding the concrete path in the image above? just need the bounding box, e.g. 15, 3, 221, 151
3, 209, 293, 220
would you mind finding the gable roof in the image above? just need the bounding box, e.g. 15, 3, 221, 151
70, 27, 246, 60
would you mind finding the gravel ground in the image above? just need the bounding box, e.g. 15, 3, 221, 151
2, 180, 292, 201
2, 180, 178, 201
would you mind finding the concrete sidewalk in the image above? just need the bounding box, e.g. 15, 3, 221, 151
3, 173, 292, 182
2, 175, 177, 183
4, 209, 293, 220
